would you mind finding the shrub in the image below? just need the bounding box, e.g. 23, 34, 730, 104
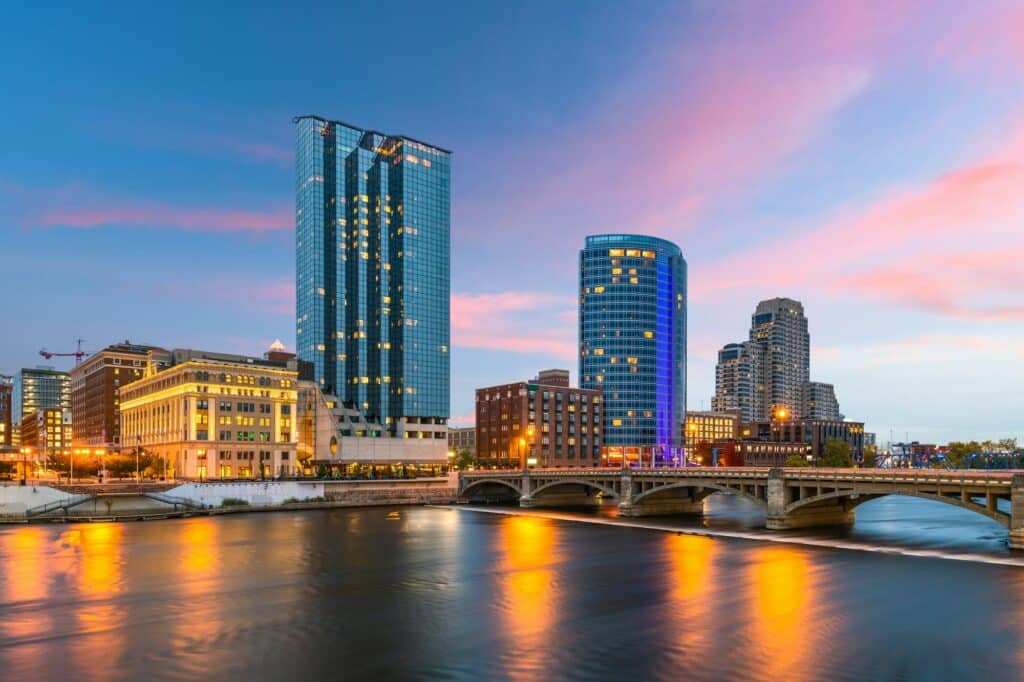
220, 497, 249, 507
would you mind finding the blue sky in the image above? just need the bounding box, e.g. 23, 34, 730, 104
2, 1, 1023, 443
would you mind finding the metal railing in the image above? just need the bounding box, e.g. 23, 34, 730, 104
25, 494, 95, 517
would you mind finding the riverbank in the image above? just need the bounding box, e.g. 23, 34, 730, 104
0, 477, 458, 523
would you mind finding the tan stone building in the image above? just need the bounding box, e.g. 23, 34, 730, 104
120, 349, 299, 480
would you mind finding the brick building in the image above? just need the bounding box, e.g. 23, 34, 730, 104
476, 369, 603, 468
71, 342, 168, 451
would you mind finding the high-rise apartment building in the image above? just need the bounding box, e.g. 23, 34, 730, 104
579, 234, 686, 466
750, 298, 809, 418
476, 369, 603, 468
802, 381, 841, 420
294, 114, 450, 453
15, 367, 71, 426
713, 298, 811, 423
71, 342, 167, 450
711, 341, 764, 422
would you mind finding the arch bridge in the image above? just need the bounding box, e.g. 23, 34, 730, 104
458, 467, 1024, 549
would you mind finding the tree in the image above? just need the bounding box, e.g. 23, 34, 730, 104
821, 439, 853, 468
453, 449, 475, 470
862, 444, 878, 468
784, 454, 810, 467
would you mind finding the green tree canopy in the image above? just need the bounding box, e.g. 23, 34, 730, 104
862, 444, 878, 468
453, 449, 475, 470
821, 440, 853, 468
784, 454, 810, 467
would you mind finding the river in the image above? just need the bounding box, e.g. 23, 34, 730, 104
1, 497, 1022, 681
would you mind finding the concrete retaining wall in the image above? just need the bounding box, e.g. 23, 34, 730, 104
0, 484, 79, 518
168, 478, 457, 508
168, 481, 327, 507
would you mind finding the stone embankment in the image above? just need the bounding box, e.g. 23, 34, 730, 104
0, 476, 458, 523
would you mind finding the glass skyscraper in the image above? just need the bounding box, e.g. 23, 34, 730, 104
295, 115, 451, 434
579, 235, 686, 465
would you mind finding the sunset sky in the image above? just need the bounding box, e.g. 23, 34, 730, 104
2, 1, 1022, 443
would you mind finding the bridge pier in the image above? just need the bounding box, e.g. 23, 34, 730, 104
1010, 474, 1024, 550
765, 468, 854, 531
619, 496, 704, 517
521, 490, 601, 509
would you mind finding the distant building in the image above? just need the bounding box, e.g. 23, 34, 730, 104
0, 376, 12, 449
684, 410, 741, 449
714, 298, 847, 426
448, 427, 476, 457
891, 442, 937, 457
741, 417, 865, 466
71, 341, 168, 451
476, 370, 603, 468
294, 114, 451, 453
15, 367, 71, 425
749, 298, 809, 419
120, 349, 299, 480
19, 408, 71, 471
864, 432, 877, 448
712, 341, 765, 423
802, 381, 841, 420
579, 234, 686, 466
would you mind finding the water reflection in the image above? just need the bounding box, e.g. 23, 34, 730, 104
495, 516, 560, 680
170, 518, 224, 676
663, 534, 717, 662
68, 524, 126, 679
0, 527, 52, 673
748, 547, 816, 681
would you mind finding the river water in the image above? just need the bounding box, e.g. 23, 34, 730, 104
1, 497, 1022, 681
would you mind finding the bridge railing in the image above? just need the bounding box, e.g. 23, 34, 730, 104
459, 467, 1015, 487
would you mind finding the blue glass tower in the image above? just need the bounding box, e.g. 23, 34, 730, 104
579, 235, 686, 465
295, 115, 451, 432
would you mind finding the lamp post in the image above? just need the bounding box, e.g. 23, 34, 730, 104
19, 447, 31, 486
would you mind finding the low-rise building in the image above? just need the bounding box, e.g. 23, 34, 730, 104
476, 369, 603, 468
19, 407, 72, 472
448, 426, 476, 457
740, 417, 865, 466
120, 349, 299, 480
684, 410, 741, 450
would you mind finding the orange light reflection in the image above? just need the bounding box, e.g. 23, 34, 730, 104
748, 546, 817, 681
496, 516, 560, 680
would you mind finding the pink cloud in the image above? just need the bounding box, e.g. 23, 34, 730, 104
452, 291, 576, 358
693, 120, 1024, 320
30, 202, 292, 233
937, 3, 1024, 70
458, 1, 921, 254
834, 249, 1024, 321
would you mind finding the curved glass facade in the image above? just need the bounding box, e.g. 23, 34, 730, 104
579, 235, 686, 465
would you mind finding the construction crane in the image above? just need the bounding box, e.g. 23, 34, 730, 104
39, 339, 91, 365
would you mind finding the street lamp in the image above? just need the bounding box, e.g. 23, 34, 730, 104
518, 437, 527, 470
19, 447, 31, 486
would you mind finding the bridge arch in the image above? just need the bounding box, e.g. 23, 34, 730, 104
531, 479, 619, 500
460, 478, 522, 499
633, 481, 766, 508
786, 489, 1010, 528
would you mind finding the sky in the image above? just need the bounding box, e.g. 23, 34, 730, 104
1, 1, 1022, 444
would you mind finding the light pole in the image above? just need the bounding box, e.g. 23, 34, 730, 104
19, 447, 31, 486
